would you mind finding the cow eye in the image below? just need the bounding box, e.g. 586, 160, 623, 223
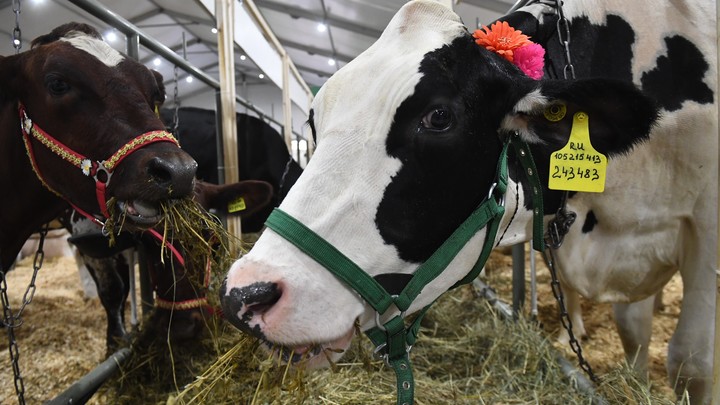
420, 106, 453, 131
46, 77, 70, 96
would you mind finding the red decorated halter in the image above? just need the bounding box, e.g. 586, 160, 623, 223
153, 253, 211, 312
19, 102, 179, 224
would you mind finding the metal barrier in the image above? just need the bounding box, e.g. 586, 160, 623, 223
46, 348, 131, 405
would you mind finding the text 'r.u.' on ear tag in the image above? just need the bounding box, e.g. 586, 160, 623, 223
548, 112, 607, 192
228, 197, 247, 213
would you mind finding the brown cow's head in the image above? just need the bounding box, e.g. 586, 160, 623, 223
0, 22, 197, 265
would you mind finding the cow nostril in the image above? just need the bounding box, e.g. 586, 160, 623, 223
243, 283, 281, 316
220, 280, 282, 334
147, 156, 173, 186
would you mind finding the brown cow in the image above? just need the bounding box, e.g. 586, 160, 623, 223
0, 22, 197, 271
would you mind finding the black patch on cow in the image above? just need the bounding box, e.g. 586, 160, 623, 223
581, 210, 598, 233
374, 273, 413, 295
641, 36, 714, 112
542, 15, 635, 83
374, 35, 536, 263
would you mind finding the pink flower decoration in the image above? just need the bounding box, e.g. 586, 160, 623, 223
513, 43, 545, 80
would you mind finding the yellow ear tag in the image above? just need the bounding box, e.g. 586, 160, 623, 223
544, 102, 566, 122
227, 197, 247, 213
548, 112, 607, 193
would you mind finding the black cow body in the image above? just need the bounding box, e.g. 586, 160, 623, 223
160, 107, 303, 232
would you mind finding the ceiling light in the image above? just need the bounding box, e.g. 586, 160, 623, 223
258, 73, 265, 79
328, 58, 336, 66
211, 27, 218, 34
186, 76, 194, 83
105, 31, 117, 42
316, 23, 327, 33
240, 55, 247, 61
152, 57, 162, 67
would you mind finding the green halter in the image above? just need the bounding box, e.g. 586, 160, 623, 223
264, 133, 544, 404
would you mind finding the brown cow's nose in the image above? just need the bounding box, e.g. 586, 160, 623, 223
147, 154, 197, 197
220, 279, 281, 337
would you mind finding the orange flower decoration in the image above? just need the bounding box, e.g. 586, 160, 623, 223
473, 21, 530, 63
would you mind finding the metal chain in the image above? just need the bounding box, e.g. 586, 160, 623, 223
11, 0, 21, 54
172, 64, 180, 136
555, 0, 575, 79
542, 247, 598, 383
545, 0, 598, 385
1, 223, 48, 405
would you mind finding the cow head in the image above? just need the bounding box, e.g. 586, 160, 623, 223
0, 22, 197, 262
219, 0, 657, 368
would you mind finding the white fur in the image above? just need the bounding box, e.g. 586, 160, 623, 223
501, 88, 548, 143
60, 31, 124, 67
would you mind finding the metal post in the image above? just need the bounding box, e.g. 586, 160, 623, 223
511, 243, 525, 316
216, 0, 242, 248
123, 32, 153, 315
529, 241, 538, 319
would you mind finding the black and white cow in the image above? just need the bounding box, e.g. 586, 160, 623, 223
219, 1, 716, 403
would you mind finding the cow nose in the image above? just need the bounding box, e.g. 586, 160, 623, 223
147, 154, 197, 197
220, 279, 281, 336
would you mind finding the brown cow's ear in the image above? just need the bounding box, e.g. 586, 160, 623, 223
151, 69, 166, 106
0, 55, 19, 102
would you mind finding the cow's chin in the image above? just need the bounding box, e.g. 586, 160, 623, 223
262, 326, 356, 369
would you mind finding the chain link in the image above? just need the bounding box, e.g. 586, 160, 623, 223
554, 0, 575, 79
11, 0, 22, 54
172, 65, 180, 136
542, 247, 598, 383
1, 223, 47, 405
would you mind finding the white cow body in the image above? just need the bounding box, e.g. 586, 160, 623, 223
221, 1, 717, 403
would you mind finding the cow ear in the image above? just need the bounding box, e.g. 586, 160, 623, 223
0, 55, 19, 102
501, 78, 659, 157
208, 180, 274, 219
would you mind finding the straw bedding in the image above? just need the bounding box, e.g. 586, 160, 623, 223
0, 216, 682, 404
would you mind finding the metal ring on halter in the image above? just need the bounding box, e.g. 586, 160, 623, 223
487, 182, 506, 207
92, 162, 113, 185
374, 295, 405, 332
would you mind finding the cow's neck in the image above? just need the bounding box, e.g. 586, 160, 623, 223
0, 103, 66, 269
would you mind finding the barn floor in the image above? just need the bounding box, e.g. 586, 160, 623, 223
0, 248, 680, 404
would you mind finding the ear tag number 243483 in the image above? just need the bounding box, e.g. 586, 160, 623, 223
548, 112, 607, 193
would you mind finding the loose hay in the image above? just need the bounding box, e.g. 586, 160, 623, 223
95, 211, 681, 404
157, 284, 679, 404
2, 235, 682, 404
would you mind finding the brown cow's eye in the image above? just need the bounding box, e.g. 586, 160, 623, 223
420, 107, 452, 131
47, 77, 70, 96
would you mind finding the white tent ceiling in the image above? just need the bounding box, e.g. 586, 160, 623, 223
0, 0, 516, 106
